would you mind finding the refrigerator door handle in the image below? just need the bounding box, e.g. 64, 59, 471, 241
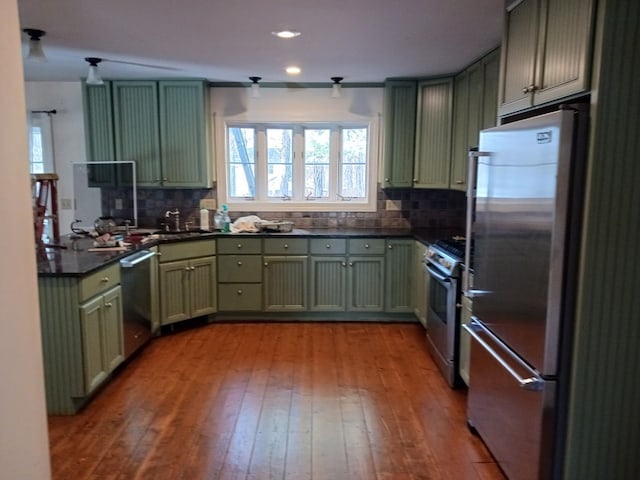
463, 319, 545, 391
463, 289, 492, 298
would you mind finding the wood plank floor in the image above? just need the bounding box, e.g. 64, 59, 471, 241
47, 322, 505, 480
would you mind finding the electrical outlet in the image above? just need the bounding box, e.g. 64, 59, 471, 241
200, 199, 217, 210
115, 198, 123, 210
60, 198, 72, 210
386, 199, 401, 211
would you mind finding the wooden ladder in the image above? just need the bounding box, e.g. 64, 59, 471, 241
31, 173, 60, 244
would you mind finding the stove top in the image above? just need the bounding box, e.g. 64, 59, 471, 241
425, 236, 467, 277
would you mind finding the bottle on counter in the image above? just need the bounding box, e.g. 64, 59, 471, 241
200, 208, 210, 231
222, 205, 231, 233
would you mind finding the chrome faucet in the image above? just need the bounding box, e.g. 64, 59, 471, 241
165, 209, 180, 231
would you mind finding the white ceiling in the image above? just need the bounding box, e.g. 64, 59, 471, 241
17, 0, 504, 84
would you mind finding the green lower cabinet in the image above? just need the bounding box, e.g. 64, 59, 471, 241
385, 240, 414, 313
413, 242, 429, 327
218, 283, 263, 311
159, 256, 216, 325
348, 256, 385, 312
217, 250, 263, 312
80, 285, 124, 394
310, 256, 347, 311
263, 256, 308, 311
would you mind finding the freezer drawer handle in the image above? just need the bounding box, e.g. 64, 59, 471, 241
463, 319, 544, 392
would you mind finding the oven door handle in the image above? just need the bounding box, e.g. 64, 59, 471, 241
463, 319, 545, 391
425, 264, 450, 283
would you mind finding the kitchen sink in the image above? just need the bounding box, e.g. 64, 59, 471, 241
150, 230, 209, 240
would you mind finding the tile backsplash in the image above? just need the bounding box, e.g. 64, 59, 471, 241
118, 184, 465, 231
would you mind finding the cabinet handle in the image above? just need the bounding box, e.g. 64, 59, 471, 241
104, 302, 112, 308
237, 261, 242, 266
455, 179, 464, 184
237, 289, 243, 295
100, 277, 109, 282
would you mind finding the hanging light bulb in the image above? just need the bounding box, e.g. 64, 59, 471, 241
85, 57, 104, 86
249, 76, 262, 98
23, 28, 47, 62
331, 77, 344, 98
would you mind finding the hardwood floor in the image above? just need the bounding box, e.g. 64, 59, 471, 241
47, 322, 505, 480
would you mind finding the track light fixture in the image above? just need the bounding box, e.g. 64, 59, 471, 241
23, 28, 47, 62
331, 77, 344, 98
85, 57, 104, 85
249, 76, 262, 98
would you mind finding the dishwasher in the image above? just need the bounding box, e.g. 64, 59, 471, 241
120, 249, 156, 359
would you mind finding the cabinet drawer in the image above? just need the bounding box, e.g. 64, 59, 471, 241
217, 255, 263, 283
158, 239, 216, 262
349, 238, 385, 255
310, 238, 347, 255
217, 237, 262, 254
218, 284, 262, 311
78, 263, 121, 302
263, 238, 308, 255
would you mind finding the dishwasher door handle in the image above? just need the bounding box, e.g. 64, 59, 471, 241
463, 318, 545, 391
120, 250, 156, 268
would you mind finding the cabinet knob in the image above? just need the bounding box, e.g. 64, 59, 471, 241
284, 244, 288, 249
325, 244, 331, 249
413, 178, 418, 182
364, 244, 369, 248
105, 302, 113, 308
388, 244, 393, 249
184, 267, 190, 271
341, 262, 347, 267
237, 261, 243, 266
100, 277, 109, 282
237, 289, 243, 295
264, 262, 268, 267
384, 178, 390, 182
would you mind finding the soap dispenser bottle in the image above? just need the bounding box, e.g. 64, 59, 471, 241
221, 205, 231, 233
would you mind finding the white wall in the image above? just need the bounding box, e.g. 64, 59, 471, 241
25, 82, 87, 234
0, 1, 52, 478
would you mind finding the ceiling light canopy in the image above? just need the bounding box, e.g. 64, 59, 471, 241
272, 30, 301, 39
286, 66, 301, 75
85, 57, 104, 86
23, 28, 47, 62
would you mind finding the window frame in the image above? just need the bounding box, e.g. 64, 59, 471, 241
220, 121, 378, 212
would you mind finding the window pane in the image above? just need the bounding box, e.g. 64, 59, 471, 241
30, 126, 43, 174
228, 127, 256, 197
267, 128, 293, 197
304, 129, 330, 198
305, 165, 329, 198
340, 128, 368, 197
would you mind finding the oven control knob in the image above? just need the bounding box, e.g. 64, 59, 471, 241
440, 259, 452, 269
426, 248, 436, 258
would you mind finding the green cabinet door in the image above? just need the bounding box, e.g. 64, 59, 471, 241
499, 0, 595, 116
159, 259, 191, 325
310, 256, 347, 311
413, 78, 453, 189
451, 71, 470, 191
159, 80, 211, 188
79, 285, 123, 394
264, 256, 308, 311
413, 242, 428, 327
112, 81, 161, 186
189, 256, 217, 318
481, 49, 501, 130
348, 256, 385, 312
385, 240, 413, 313
382, 80, 418, 188
80, 295, 109, 394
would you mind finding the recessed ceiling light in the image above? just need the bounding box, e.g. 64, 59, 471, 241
272, 30, 301, 39
285, 66, 301, 75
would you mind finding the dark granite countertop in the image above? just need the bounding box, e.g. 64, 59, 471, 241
37, 228, 463, 277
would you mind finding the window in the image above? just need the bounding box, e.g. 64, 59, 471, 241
28, 112, 54, 174
224, 123, 375, 211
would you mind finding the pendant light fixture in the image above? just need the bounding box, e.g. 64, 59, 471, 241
249, 76, 262, 98
331, 77, 344, 98
22, 28, 47, 62
85, 57, 104, 85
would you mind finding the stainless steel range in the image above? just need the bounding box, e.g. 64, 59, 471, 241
424, 237, 465, 387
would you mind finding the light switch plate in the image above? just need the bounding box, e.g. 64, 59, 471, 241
200, 199, 217, 210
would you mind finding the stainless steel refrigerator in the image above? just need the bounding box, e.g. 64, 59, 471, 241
464, 108, 587, 480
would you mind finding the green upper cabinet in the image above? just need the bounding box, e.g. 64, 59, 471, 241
83, 79, 212, 188
413, 78, 453, 189
82, 82, 118, 186
498, 0, 595, 116
159, 81, 211, 188
112, 81, 161, 186
450, 49, 500, 192
382, 80, 417, 188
